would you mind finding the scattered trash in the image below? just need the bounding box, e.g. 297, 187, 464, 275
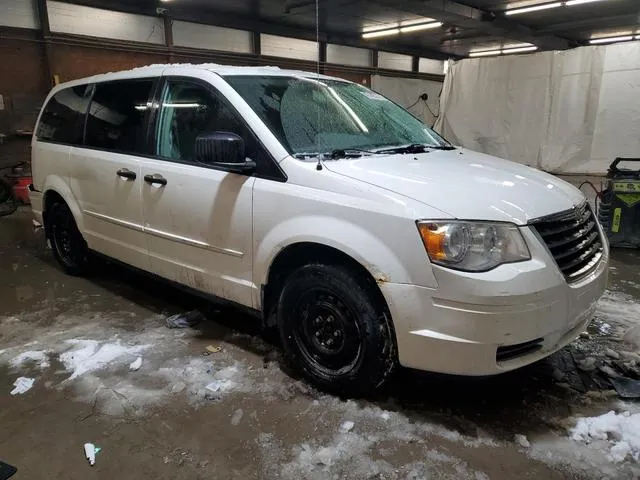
514, 434, 530, 449
0, 460, 17, 479
604, 348, 620, 360
84, 443, 96, 466
231, 408, 243, 426
10, 377, 34, 395
129, 357, 142, 371
340, 421, 355, 433
610, 377, 640, 399
165, 310, 204, 329
206, 345, 222, 354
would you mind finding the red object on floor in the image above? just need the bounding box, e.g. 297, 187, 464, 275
7, 174, 32, 204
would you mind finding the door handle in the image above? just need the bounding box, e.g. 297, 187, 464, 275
144, 174, 167, 186
116, 168, 136, 180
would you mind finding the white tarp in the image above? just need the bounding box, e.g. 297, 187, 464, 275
371, 75, 443, 128
435, 42, 640, 174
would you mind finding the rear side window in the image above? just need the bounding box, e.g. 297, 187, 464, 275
36, 85, 91, 144
85, 79, 154, 154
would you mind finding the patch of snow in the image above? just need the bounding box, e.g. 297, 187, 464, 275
570, 410, 640, 463
231, 408, 243, 426
129, 357, 142, 371
340, 421, 354, 433
515, 434, 530, 449
59, 339, 150, 380
596, 291, 640, 332
10, 350, 50, 369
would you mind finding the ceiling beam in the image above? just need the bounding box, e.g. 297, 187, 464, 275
537, 14, 640, 35
373, 0, 572, 51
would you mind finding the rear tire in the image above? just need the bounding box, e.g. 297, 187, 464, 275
48, 201, 89, 275
277, 263, 396, 396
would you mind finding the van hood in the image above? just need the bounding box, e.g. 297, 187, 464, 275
324, 148, 585, 225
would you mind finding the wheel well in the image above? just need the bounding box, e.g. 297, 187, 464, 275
42, 190, 65, 236
263, 242, 389, 327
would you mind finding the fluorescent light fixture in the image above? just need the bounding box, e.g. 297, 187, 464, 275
399, 22, 443, 33
589, 35, 634, 44
469, 49, 501, 57
502, 45, 538, 53
565, 0, 606, 5
362, 28, 400, 39
469, 45, 537, 57
505, 2, 562, 15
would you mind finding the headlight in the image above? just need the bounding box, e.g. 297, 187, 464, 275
416, 221, 530, 272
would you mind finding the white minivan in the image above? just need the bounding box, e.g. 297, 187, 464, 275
30, 64, 608, 394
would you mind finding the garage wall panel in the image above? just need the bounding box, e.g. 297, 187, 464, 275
419, 58, 444, 75
371, 75, 442, 127
327, 44, 371, 67
378, 52, 412, 72
0, 0, 39, 29
49, 44, 167, 82
173, 21, 251, 53
261, 34, 318, 62
47, 1, 165, 44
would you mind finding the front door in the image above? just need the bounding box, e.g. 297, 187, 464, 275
68, 79, 155, 271
141, 76, 256, 307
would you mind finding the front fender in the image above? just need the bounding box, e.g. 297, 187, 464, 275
254, 215, 438, 308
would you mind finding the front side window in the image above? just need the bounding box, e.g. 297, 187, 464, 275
154, 79, 282, 179
156, 80, 244, 162
36, 85, 91, 144
225, 75, 449, 157
85, 79, 154, 154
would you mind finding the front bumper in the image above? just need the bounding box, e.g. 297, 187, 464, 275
383, 226, 609, 375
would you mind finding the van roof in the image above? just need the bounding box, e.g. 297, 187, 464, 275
55, 63, 342, 89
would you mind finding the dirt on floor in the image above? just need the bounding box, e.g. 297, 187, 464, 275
1, 207, 640, 480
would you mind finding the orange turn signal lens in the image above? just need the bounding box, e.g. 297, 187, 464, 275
417, 222, 447, 260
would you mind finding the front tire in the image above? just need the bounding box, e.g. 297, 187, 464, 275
48, 201, 89, 275
277, 263, 396, 395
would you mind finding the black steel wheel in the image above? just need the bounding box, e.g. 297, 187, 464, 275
48, 201, 89, 275
277, 263, 396, 395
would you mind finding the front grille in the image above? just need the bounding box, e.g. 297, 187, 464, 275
496, 338, 543, 362
532, 203, 604, 282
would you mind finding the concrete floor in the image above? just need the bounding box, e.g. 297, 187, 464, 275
1, 199, 640, 479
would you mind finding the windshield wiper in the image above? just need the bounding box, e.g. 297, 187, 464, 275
375, 143, 432, 154
375, 143, 456, 154
326, 148, 375, 159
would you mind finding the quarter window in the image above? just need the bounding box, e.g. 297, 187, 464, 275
85, 79, 154, 154
36, 85, 91, 144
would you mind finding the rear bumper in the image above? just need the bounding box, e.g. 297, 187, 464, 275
383, 226, 609, 375
28, 186, 44, 226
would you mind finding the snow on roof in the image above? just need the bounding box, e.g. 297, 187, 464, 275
56, 63, 337, 90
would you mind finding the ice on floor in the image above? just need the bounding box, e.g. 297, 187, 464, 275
570, 410, 640, 463
59, 339, 150, 380
10, 350, 50, 369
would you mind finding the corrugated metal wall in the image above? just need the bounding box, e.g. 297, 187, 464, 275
327, 44, 371, 67
47, 0, 165, 45
260, 34, 318, 62
378, 51, 413, 72
0, 0, 40, 29
173, 21, 252, 54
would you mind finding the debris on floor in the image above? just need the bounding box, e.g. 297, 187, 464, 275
206, 345, 222, 354
610, 378, 640, 399
84, 443, 96, 466
0, 460, 17, 479
9, 377, 34, 395
129, 357, 143, 371
165, 310, 204, 329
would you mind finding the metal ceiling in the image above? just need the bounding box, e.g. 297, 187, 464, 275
66, 0, 640, 58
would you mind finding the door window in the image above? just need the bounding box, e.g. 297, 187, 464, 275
85, 79, 154, 154
155, 79, 284, 180
36, 85, 91, 145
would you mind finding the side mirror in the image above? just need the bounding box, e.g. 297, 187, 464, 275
195, 132, 256, 174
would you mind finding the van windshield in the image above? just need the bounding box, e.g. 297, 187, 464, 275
224, 75, 450, 158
